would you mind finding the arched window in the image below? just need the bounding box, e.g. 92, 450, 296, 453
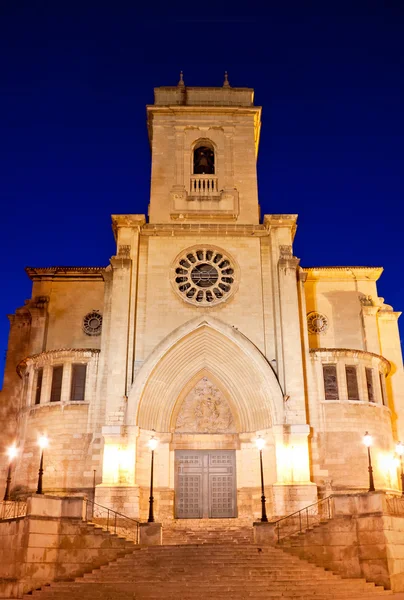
193, 142, 215, 175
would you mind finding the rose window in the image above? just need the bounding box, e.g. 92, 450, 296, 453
83, 311, 103, 336
172, 248, 237, 306
307, 312, 329, 334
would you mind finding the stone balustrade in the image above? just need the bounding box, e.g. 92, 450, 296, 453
189, 175, 219, 196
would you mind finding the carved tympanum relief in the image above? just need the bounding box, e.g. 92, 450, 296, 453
175, 377, 236, 433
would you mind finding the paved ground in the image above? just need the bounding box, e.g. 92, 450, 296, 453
358, 595, 404, 599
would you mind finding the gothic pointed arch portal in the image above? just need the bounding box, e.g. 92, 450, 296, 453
130, 316, 283, 433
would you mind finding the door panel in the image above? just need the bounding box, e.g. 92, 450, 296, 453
175, 450, 236, 518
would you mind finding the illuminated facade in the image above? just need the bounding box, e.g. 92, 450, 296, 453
1, 79, 404, 521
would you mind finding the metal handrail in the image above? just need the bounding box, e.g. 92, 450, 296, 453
273, 495, 333, 542
385, 494, 404, 515
84, 498, 140, 544
0, 500, 27, 520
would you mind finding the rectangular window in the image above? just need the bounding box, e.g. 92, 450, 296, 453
379, 372, 387, 406
35, 368, 43, 405
323, 365, 339, 400
70, 364, 87, 402
345, 366, 359, 400
50, 366, 63, 402
366, 368, 375, 403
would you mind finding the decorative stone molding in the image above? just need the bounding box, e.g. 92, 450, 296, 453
303, 266, 383, 282
30, 296, 50, 309
310, 347, 391, 375
263, 214, 298, 241
111, 214, 146, 235
359, 294, 373, 306
279, 245, 293, 258
25, 267, 105, 281
169, 187, 239, 221
117, 245, 131, 257
142, 223, 267, 237
18, 348, 101, 376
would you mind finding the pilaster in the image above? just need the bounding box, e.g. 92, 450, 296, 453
105, 215, 145, 425
272, 423, 317, 515
362, 304, 381, 355
264, 215, 306, 424
378, 309, 404, 440
95, 424, 140, 518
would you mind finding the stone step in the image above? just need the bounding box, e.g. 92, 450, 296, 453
22, 541, 392, 600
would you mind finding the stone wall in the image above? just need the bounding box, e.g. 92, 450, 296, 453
12, 403, 100, 494
0, 495, 135, 598
280, 492, 404, 592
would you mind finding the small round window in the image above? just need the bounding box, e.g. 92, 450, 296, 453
171, 247, 238, 307
83, 311, 103, 336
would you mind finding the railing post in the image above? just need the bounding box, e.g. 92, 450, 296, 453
299, 511, 302, 532
306, 507, 309, 529
114, 512, 117, 535
106, 508, 110, 531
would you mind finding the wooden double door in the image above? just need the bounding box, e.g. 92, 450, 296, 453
175, 450, 237, 519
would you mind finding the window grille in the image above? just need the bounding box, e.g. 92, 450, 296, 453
35, 368, 43, 405
323, 365, 339, 400
366, 368, 375, 403
50, 366, 63, 402
345, 366, 359, 400
70, 364, 87, 402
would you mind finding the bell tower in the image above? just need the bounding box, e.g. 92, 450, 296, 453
146, 73, 262, 224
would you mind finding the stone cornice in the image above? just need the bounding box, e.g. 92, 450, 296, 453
304, 266, 383, 282
142, 223, 268, 237
17, 348, 101, 377
378, 310, 402, 320
25, 267, 106, 281
263, 215, 298, 241
310, 347, 391, 374
146, 105, 260, 116
111, 214, 146, 238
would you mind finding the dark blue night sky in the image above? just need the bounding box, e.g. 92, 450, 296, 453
1, 1, 404, 384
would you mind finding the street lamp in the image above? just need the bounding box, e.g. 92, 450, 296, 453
396, 441, 404, 495
36, 435, 49, 495
255, 435, 268, 522
3, 445, 18, 501
147, 435, 159, 523
363, 432, 375, 492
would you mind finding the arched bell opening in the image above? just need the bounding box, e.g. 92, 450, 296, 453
193, 140, 215, 175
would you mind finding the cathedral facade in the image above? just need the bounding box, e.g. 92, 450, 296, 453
1, 80, 404, 522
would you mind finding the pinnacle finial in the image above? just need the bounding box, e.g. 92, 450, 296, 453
223, 71, 230, 87
178, 71, 185, 87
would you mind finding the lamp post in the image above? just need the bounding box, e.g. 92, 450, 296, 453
255, 435, 268, 522
3, 445, 18, 501
36, 435, 49, 495
147, 435, 159, 523
363, 432, 375, 492
396, 441, 404, 495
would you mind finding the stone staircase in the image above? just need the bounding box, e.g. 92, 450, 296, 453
162, 518, 254, 544
23, 524, 392, 600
